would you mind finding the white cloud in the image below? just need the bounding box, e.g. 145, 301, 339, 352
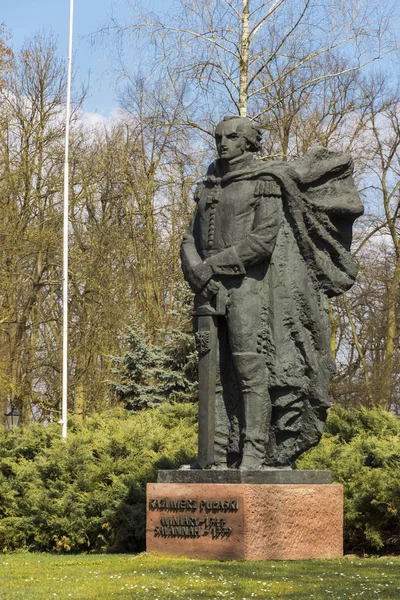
78, 106, 123, 131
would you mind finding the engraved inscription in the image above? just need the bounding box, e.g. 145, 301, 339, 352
149, 497, 239, 540
148, 498, 197, 512
200, 499, 239, 513
148, 498, 239, 513
154, 517, 232, 539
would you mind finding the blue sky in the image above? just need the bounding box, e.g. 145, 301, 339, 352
2, 0, 132, 116
3, 0, 400, 119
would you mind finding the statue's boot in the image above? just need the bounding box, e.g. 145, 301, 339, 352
232, 352, 271, 470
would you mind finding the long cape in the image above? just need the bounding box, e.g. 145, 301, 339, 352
213, 146, 364, 297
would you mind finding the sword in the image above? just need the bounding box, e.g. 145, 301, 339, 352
194, 288, 226, 469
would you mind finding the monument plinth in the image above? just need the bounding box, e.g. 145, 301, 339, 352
146, 476, 343, 560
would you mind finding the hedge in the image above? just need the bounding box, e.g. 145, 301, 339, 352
0, 404, 399, 554
0, 404, 197, 552
297, 405, 400, 553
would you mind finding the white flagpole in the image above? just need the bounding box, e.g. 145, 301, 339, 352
62, 0, 74, 439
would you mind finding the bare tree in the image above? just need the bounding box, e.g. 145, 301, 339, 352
324, 76, 400, 411
0, 23, 13, 93
101, 0, 396, 126
0, 35, 69, 422
0, 33, 88, 422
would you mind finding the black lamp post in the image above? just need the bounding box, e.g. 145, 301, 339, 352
5, 406, 22, 431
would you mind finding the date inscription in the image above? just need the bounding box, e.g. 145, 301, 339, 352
148, 497, 240, 540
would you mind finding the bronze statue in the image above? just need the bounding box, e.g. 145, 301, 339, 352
181, 116, 363, 470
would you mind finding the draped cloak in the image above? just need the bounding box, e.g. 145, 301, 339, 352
184, 147, 364, 466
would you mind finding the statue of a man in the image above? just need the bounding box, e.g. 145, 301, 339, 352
181, 115, 363, 470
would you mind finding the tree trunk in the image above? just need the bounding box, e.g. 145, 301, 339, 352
239, 0, 250, 117
379, 253, 400, 409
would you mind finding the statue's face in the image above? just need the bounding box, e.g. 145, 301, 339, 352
215, 120, 248, 162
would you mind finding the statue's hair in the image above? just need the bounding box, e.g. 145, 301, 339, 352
216, 115, 263, 152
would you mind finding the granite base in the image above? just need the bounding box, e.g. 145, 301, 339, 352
146, 481, 343, 561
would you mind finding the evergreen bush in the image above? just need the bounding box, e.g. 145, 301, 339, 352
0, 404, 197, 552
109, 328, 198, 410
297, 405, 400, 553
1, 404, 399, 554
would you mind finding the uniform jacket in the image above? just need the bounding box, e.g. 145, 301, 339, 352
181, 154, 282, 287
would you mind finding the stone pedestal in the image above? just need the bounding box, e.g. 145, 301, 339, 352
146, 472, 343, 561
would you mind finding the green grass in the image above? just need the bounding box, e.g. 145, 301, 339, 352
0, 553, 399, 600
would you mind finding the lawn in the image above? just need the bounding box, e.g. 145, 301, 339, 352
0, 552, 399, 600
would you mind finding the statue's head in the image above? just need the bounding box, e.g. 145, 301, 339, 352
215, 116, 262, 162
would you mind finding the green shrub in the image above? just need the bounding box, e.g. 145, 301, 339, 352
297, 405, 400, 553
109, 328, 198, 410
1, 404, 399, 555
0, 404, 197, 553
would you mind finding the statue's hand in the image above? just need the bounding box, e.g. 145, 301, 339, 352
190, 262, 213, 291
199, 279, 220, 299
